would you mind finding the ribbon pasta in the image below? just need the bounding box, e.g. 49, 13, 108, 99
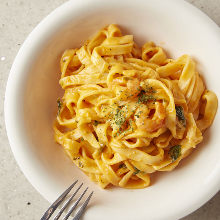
54, 24, 218, 189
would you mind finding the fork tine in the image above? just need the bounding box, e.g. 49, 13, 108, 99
40, 180, 78, 220
62, 187, 88, 220
53, 183, 83, 220
72, 191, 94, 220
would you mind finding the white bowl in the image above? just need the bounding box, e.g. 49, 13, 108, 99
4, 0, 220, 219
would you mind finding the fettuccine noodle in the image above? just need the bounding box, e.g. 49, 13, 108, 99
54, 24, 218, 189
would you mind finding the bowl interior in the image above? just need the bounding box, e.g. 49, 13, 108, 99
6, 0, 220, 220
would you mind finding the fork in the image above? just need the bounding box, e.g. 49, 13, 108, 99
41, 180, 93, 220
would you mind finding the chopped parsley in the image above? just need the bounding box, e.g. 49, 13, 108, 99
114, 106, 126, 128
169, 145, 181, 162
114, 119, 134, 137
175, 106, 186, 126
128, 119, 134, 132
137, 90, 156, 104
119, 163, 126, 169
133, 167, 140, 175
80, 137, 84, 141
144, 86, 156, 94
134, 111, 143, 118
57, 98, 62, 115
94, 120, 99, 126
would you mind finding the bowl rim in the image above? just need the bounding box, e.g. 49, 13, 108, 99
4, 0, 220, 219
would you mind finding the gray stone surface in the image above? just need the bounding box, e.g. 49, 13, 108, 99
0, 0, 219, 219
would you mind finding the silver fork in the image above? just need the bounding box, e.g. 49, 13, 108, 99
41, 180, 93, 220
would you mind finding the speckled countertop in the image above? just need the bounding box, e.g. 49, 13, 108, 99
0, 0, 219, 219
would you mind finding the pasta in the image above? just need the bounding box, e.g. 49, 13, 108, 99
54, 24, 218, 189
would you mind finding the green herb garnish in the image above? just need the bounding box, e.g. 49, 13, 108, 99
169, 145, 181, 162
134, 111, 143, 118
114, 106, 126, 127
145, 86, 156, 94
133, 167, 140, 175
80, 137, 84, 141
137, 90, 156, 104
94, 120, 99, 126
175, 106, 186, 126
57, 98, 62, 115
128, 119, 134, 132
119, 163, 126, 169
